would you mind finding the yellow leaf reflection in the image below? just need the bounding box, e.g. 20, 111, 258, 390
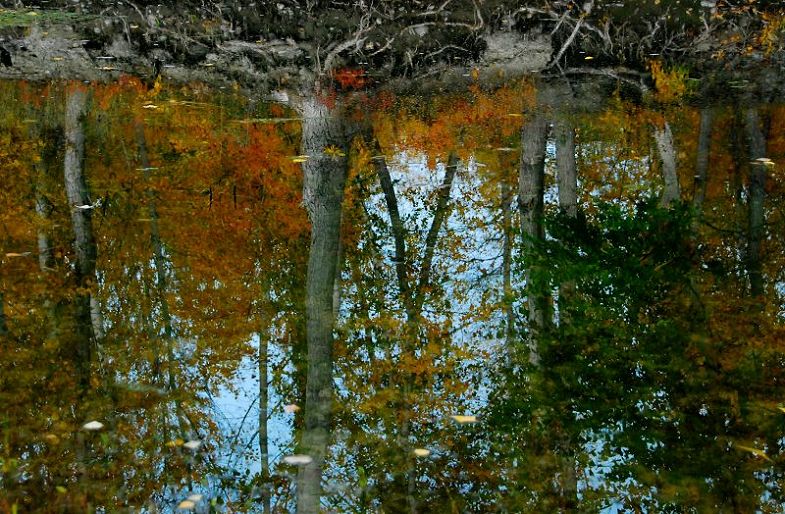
736, 444, 772, 462
450, 415, 478, 424
177, 499, 196, 510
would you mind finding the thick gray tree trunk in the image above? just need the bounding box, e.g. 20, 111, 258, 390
654, 121, 680, 207
744, 107, 767, 298
296, 96, 350, 514
63, 88, 98, 385
518, 110, 549, 365
554, 118, 578, 510
556, 121, 577, 218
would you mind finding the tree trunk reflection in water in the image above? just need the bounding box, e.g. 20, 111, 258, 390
375, 151, 458, 513
744, 107, 767, 299
518, 109, 549, 365
654, 121, 680, 208
0, 291, 7, 335
692, 108, 713, 216
554, 118, 578, 510
296, 96, 350, 514
63, 87, 98, 387
259, 328, 271, 514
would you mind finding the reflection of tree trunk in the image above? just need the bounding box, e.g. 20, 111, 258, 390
554, 119, 578, 510
0, 291, 7, 335
692, 108, 713, 216
375, 152, 413, 318
375, 151, 457, 513
518, 111, 549, 365
654, 121, 680, 207
501, 180, 515, 348
35, 186, 55, 271
556, 122, 577, 218
556, 119, 578, 313
63, 88, 97, 387
259, 329, 271, 514
743, 107, 767, 298
296, 96, 350, 514
413, 154, 457, 316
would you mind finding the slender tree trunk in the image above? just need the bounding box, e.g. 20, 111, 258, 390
0, 291, 7, 335
296, 96, 350, 514
501, 179, 515, 348
654, 121, 680, 207
692, 108, 713, 216
744, 107, 767, 298
259, 330, 271, 514
63, 87, 97, 386
375, 151, 458, 513
518, 111, 549, 365
35, 185, 55, 271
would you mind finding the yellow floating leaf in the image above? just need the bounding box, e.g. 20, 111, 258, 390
450, 415, 478, 424
142, 104, 159, 110
52, 57, 64, 62
283, 404, 300, 414
165, 438, 185, 448
736, 444, 772, 461
413, 448, 430, 457
177, 499, 196, 510
5, 252, 31, 257
290, 155, 309, 163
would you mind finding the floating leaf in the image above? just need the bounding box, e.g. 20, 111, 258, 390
183, 440, 202, 451
735, 444, 772, 461
142, 104, 159, 110
82, 420, 104, 431
55, 486, 66, 494
283, 454, 313, 465
5, 252, 31, 257
450, 415, 478, 424
166, 438, 185, 448
177, 499, 196, 510
290, 155, 309, 163
187, 493, 204, 502
284, 404, 300, 414
413, 448, 430, 457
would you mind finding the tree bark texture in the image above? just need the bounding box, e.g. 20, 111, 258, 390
654, 121, 680, 207
296, 96, 350, 514
518, 110, 549, 365
555, 121, 577, 218
744, 107, 767, 298
63, 87, 97, 386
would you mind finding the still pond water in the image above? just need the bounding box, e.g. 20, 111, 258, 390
1, 77, 785, 513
